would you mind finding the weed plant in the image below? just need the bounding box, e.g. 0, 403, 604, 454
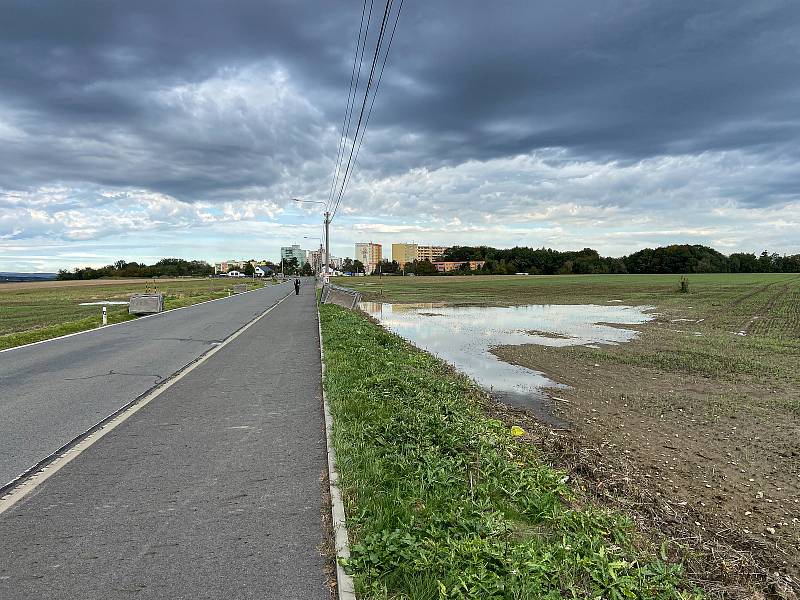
320, 304, 701, 599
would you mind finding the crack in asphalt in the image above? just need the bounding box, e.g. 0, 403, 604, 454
65, 370, 164, 382
152, 337, 224, 344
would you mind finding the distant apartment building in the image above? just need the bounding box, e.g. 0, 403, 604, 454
355, 242, 382, 274
215, 259, 272, 274
392, 243, 449, 266
306, 248, 322, 272
417, 245, 449, 263
392, 243, 417, 267
305, 249, 345, 273
433, 260, 486, 273
330, 256, 344, 270
215, 259, 246, 274
280, 245, 308, 267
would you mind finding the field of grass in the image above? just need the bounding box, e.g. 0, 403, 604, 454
320, 304, 701, 599
330, 273, 800, 596
0, 277, 272, 350
336, 273, 800, 382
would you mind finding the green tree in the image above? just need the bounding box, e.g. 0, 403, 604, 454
243, 262, 255, 277
284, 257, 300, 275
342, 258, 354, 273
410, 259, 438, 276
377, 259, 400, 274
301, 261, 314, 276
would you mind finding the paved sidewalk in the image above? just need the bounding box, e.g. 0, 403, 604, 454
0, 288, 329, 600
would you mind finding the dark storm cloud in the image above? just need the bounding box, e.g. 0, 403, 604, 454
1, 0, 799, 207
366, 1, 800, 166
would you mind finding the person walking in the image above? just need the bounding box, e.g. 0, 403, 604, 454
294, 278, 301, 295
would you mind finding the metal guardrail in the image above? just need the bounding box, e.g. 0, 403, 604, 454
320, 283, 361, 310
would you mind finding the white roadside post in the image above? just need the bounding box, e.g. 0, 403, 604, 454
102, 305, 107, 326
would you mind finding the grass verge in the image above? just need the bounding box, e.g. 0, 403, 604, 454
0, 281, 276, 351
320, 303, 701, 599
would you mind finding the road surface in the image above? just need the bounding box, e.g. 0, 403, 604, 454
0, 282, 329, 599
0, 283, 291, 488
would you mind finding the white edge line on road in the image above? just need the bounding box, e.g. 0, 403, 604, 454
0, 281, 290, 355
317, 305, 357, 600
0, 291, 292, 515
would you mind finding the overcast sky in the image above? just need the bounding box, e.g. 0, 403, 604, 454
1, 0, 799, 271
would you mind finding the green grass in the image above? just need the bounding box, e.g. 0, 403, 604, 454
0, 277, 276, 350
320, 304, 701, 599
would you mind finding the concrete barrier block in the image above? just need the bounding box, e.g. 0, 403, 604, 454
321, 284, 361, 310
128, 293, 164, 315
233, 284, 248, 294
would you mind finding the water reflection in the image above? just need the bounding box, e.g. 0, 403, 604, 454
360, 302, 654, 420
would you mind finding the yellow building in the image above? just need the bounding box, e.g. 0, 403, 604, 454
433, 260, 486, 272
355, 242, 382, 274
417, 245, 448, 262
392, 243, 417, 266
392, 243, 449, 266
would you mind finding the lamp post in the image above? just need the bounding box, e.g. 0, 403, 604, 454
293, 198, 331, 282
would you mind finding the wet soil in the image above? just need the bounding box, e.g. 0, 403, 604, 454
491, 344, 800, 598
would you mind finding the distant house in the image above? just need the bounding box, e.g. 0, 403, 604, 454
227, 270, 246, 278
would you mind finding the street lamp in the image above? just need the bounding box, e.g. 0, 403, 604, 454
293, 198, 331, 282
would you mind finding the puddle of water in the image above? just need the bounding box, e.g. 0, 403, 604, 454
360, 302, 654, 422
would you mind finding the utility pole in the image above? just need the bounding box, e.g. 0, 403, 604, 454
324, 211, 330, 282
293, 198, 331, 283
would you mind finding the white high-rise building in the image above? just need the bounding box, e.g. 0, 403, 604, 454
355, 242, 382, 274
281, 245, 308, 268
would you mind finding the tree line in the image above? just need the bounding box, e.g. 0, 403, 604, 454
433, 244, 800, 275
57, 258, 214, 280
55, 244, 800, 281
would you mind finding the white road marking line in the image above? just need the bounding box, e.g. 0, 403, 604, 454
0, 282, 289, 355
0, 292, 292, 515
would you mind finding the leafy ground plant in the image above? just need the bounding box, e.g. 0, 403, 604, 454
320, 304, 701, 599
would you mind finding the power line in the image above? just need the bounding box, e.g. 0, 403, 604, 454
326, 0, 373, 214
330, 0, 393, 219
329, 0, 401, 222
332, 0, 404, 221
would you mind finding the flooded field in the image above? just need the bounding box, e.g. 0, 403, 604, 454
346, 275, 800, 592
360, 301, 654, 419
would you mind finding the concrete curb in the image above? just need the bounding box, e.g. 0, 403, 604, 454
317, 309, 357, 600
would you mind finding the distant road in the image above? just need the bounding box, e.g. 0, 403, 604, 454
0, 283, 292, 488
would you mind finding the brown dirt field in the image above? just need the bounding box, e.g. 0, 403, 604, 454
491, 343, 800, 598
352, 273, 800, 597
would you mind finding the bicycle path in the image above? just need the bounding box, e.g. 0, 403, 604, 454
0, 286, 329, 600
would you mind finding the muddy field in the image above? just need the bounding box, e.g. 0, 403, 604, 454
342, 273, 800, 597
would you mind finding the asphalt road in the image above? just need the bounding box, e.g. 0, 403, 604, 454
0, 285, 328, 599
0, 282, 293, 488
